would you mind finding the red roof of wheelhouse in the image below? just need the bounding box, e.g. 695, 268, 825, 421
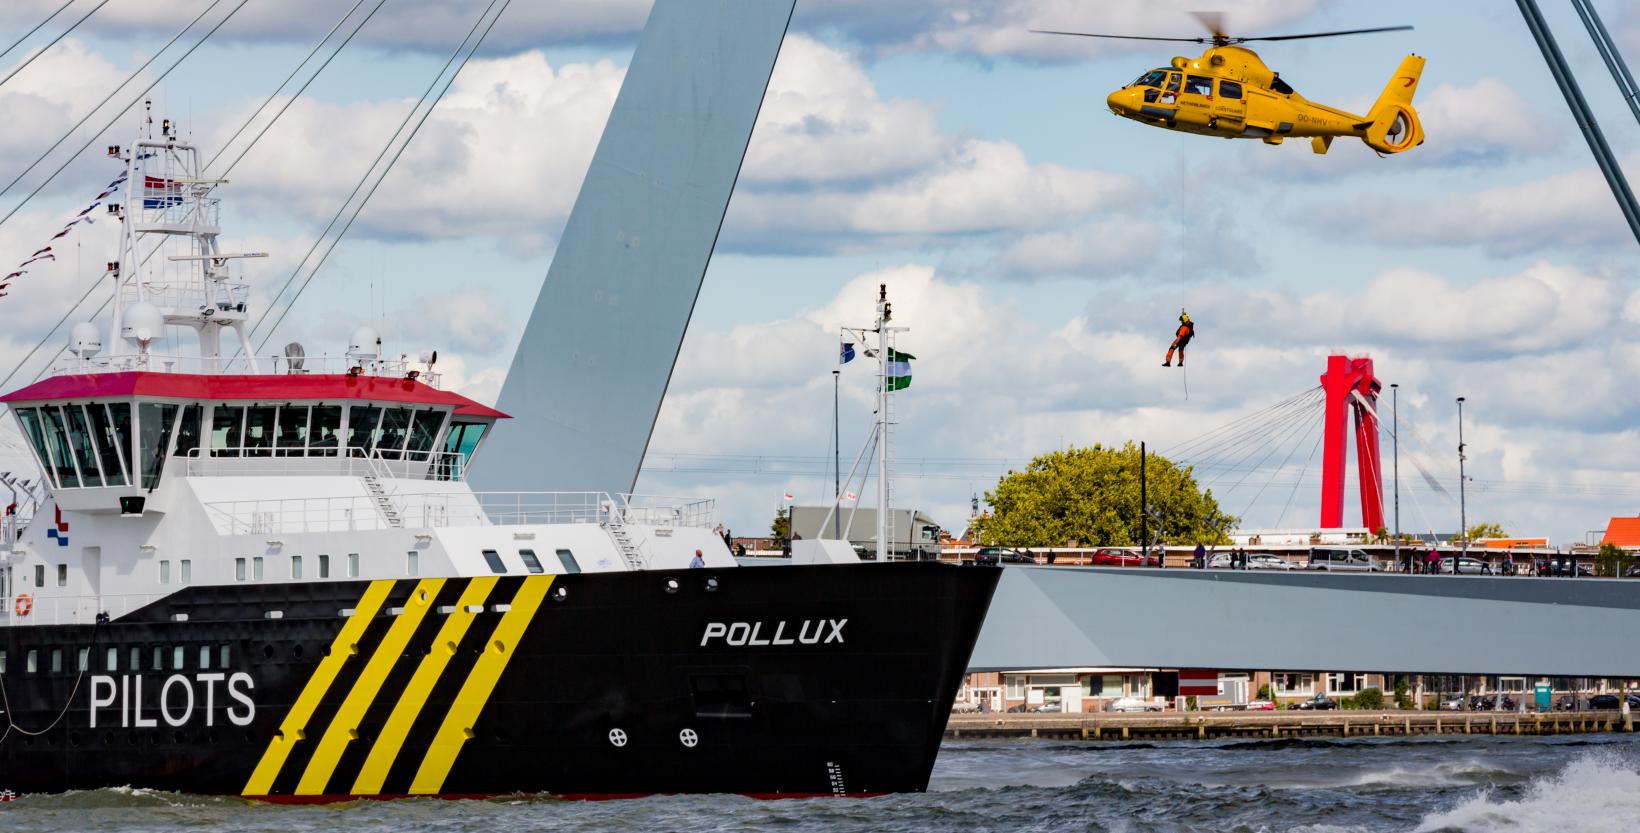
0, 372, 508, 419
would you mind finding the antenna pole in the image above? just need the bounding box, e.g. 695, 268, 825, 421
1392, 383, 1400, 572
833, 367, 841, 541
875, 284, 889, 562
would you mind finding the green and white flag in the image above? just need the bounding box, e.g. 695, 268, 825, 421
885, 348, 914, 391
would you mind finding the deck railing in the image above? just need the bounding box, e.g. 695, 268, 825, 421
184, 447, 463, 481
201, 491, 715, 535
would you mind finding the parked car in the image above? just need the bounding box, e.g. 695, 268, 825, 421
1438, 695, 1467, 711
1438, 556, 1492, 574
1106, 696, 1161, 713
1092, 547, 1159, 567
974, 547, 1036, 566
1589, 693, 1640, 710
1536, 559, 1594, 577
1555, 695, 1592, 711
1244, 699, 1277, 711
1293, 694, 1338, 710
1247, 553, 1297, 570
1308, 548, 1381, 571
1628, 563, 1640, 578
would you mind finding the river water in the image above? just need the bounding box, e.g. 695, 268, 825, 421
4, 734, 1637, 832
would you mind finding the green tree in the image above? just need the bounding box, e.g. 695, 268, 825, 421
1595, 543, 1634, 578
969, 442, 1235, 547
1353, 688, 1384, 710
1466, 522, 1506, 540
1394, 676, 1412, 710
770, 507, 790, 541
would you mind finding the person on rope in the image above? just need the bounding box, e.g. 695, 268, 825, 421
1163, 311, 1195, 367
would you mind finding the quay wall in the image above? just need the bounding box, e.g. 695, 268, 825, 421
946, 709, 1635, 742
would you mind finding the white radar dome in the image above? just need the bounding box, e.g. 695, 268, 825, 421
347, 325, 380, 361
68, 322, 103, 358
121, 302, 165, 345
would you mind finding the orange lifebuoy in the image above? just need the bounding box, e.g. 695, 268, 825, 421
14, 593, 31, 616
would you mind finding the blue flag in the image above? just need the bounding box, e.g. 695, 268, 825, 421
840, 342, 855, 364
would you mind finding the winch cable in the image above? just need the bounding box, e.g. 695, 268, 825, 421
250, 0, 512, 353
0, 0, 113, 95
206, 0, 386, 178
0, 614, 104, 745
0, 0, 252, 231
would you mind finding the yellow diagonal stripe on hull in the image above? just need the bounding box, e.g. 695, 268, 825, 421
243, 579, 395, 797
294, 577, 446, 795
349, 576, 498, 795
408, 575, 553, 795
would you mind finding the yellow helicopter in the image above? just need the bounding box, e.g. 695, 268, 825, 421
1035, 15, 1425, 155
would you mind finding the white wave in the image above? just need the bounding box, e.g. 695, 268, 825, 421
1414, 750, 1640, 832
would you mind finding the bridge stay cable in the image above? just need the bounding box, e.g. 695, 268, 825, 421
1200, 390, 1323, 489
1172, 394, 1319, 478
248, 0, 511, 353
0, 0, 112, 95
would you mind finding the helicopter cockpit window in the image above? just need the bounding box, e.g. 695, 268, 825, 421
1183, 75, 1213, 96
1165, 73, 1181, 92
1271, 75, 1294, 95
1132, 69, 1168, 88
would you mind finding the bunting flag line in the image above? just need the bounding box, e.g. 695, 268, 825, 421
30, 246, 51, 257
3, 168, 127, 300
19, 253, 56, 267
76, 201, 101, 217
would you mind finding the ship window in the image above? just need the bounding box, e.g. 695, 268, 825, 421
235, 558, 247, 581
243, 406, 277, 456
180, 559, 191, 584
318, 554, 331, 579
109, 403, 134, 478
27, 650, 38, 673
518, 549, 544, 574
275, 405, 310, 456
51, 649, 62, 673
199, 645, 211, 670
78, 648, 88, 671
35, 564, 44, 587
159, 559, 171, 584
291, 555, 303, 580
555, 549, 581, 575
106, 647, 118, 671
137, 402, 178, 489
130, 647, 141, 671
57, 564, 67, 587
690, 673, 753, 718
482, 549, 506, 574
346, 405, 382, 455
172, 404, 202, 460
347, 553, 359, 578
253, 556, 265, 581
310, 406, 343, 457
406, 551, 418, 576
1219, 79, 1243, 99
89, 404, 129, 484
153, 646, 164, 670
14, 407, 51, 481
211, 405, 245, 457
41, 406, 80, 488
173, 646, 185, 670
0, 650, 7, 674
405, 409, 445, 457
64, 405, 103, 488
219, 644, 231, 667
376, 408, 413, 459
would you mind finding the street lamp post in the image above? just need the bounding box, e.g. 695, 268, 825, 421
1392, 384, 1401, 572
1457, 396, 1468, 575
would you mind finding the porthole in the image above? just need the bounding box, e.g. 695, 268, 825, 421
552, 586, 568, 603
664, 579, 680, 594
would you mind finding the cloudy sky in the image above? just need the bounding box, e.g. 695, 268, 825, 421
1, 0, 1638, 544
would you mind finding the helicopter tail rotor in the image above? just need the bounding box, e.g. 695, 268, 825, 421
1362, 54, 1426, 153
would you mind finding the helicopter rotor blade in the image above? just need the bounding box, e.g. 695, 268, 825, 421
1029, 29, 1209, 44
1190, 11, 1228, 41
1234, 25, 1413, 44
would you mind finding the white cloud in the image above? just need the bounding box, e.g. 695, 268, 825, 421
986, 217, 1162, 281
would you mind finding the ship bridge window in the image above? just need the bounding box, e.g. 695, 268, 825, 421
406, 409, 445, 458
311, 406, 342, 457
40, 406, 79, 488
442, 420, 490, 479
172, 404, 202, 460
276, 405, 310, 456
89, 404, 130, 485
64, 405, 103, 488
376, 408, 413, 460
13, 407, 51, 484
243, 406, 277, 456
110, 403, 134, 477
346, 405, 382, 455
518, 549, 544, 574
137, 403, 178, 489
211, 405, 245, 458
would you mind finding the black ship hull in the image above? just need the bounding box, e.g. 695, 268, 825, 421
0, 562, 998, 800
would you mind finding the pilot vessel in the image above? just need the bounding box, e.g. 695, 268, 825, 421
0, 125, 998, 800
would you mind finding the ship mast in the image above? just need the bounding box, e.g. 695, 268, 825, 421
106, 102, 265, 372
874, 284, 906, 561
